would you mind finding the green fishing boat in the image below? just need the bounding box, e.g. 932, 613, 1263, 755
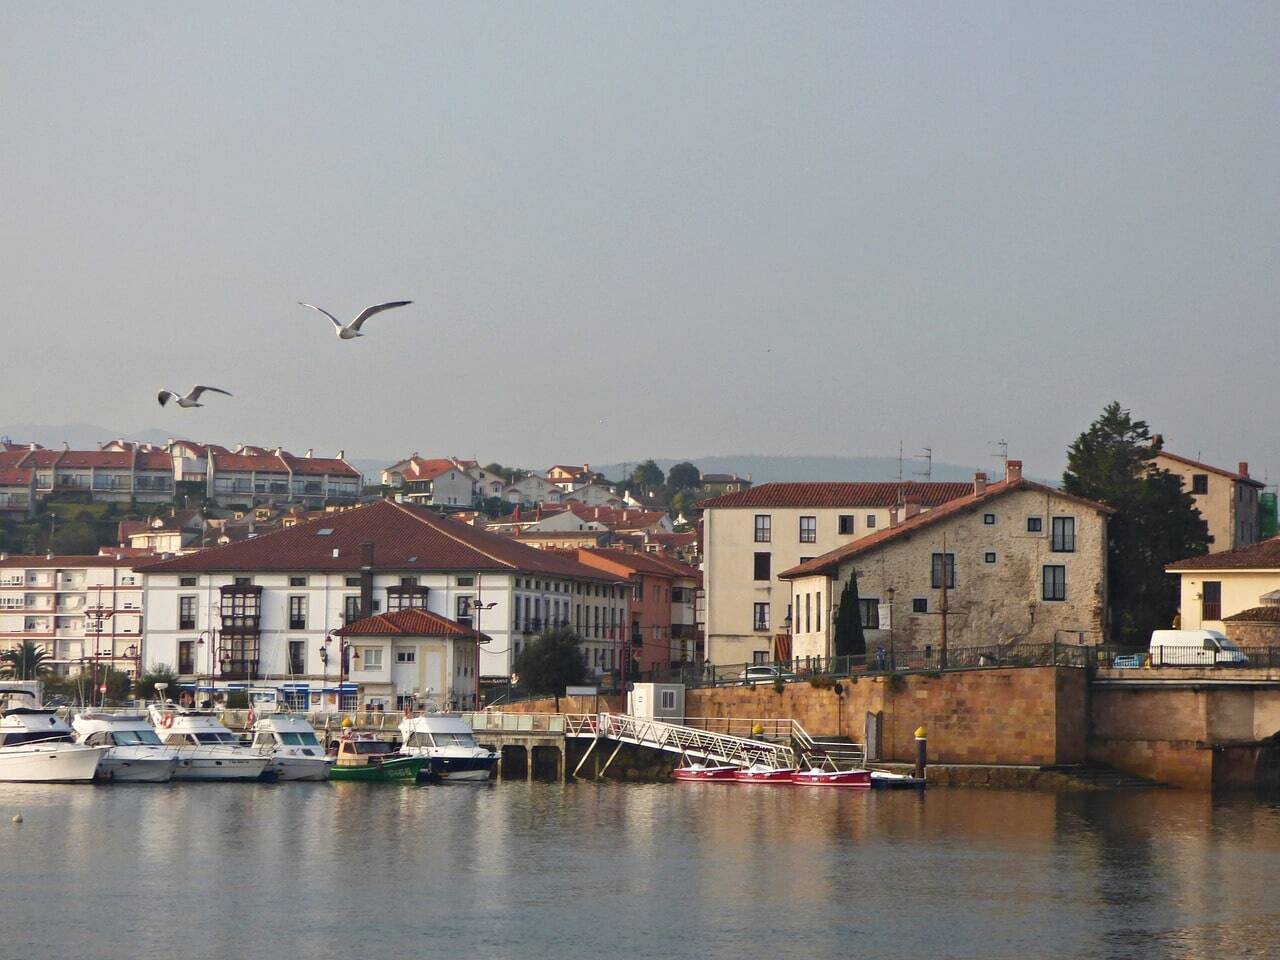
329, 733, 427, 782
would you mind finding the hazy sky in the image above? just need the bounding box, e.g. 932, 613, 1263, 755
3, 3, 1277, 478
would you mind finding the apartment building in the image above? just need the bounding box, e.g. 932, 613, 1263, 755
0, 554, 146, 676
139, 499, 630, 707
382, 456, 477, 507
0, 467, 36, 518
1153, 445, 1263, 552
781, 464, 1111, 661
701, 480, 972, 665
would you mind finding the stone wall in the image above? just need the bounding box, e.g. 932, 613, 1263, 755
499, 693, 627, 714
686, 666, 1086, 766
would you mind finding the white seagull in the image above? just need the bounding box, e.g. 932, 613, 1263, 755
157, 385, 233, 408
297, 300, 413, 340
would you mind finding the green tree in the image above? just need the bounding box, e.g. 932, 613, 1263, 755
136, 664, 179, 702
1062, 402, 1211, 644
630, 460, 665, 493
52, 519, 100, 554
666, 462, 701, 491
512, 626, 587, 696
0, 640, 52, 680
833, 572, 867, 658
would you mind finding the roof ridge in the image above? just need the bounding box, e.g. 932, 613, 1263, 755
387, 500, 518, 570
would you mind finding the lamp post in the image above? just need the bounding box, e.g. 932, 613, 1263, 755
470, 586, 497, 710
196, 629, 214, 708
319, 631, 335, 712
885, 587, 896, 671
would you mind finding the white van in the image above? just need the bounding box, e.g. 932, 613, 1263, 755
1149, 629, 1249, 667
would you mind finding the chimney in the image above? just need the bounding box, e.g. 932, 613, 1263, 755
1007, 460, 1023, 483
1152, 434, 1164, 450
889, 506, 899, 528
337, 449, 345, 460
360, 541, 374, 619
1239, 461, 1250, 477
305, 448, 313, 458
904, 495, 922, 519
332, 547, 340, 558
973, 471, 988, 497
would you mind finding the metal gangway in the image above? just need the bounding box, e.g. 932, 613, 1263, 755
564, 713, 797, 778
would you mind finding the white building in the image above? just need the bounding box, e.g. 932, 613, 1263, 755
0, 554, 146, 676
138, 499, 630, 708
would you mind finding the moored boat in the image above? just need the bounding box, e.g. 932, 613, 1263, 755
732, 764, 795, 783
72, 711, 180, 783
249, 713, 333, 781
870, 770, 927, 790
790, 767, 872, 788
148, 704, 271, 781
329, 732, 427, 782
398, 712, 496, 782
0, 690, 106, 783
674, 761, 738, 781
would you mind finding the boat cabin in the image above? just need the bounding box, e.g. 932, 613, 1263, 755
335, 734, 401, 767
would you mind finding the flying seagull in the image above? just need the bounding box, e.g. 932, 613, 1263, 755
157, 385, 233, 408
297, 300, 413, 339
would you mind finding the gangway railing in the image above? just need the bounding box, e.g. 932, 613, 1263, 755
588, 713, 796, 770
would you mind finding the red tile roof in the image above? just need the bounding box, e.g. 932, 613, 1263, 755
212, 452, 289, 473
575, 548, 682, 579
56, 450, 133, 469
21, 450, 61, 467
0, 468, 34, 486
1155, 450, 1264, 487
780, 478, 1112, 579
137, 499, 624, 579
1222, 605, 1280, 623
0, 451, 31, 470
137, 451, 174, 470
282, 453, 360, 477
698, 481, 975, 509
336, 606, 491, 641
1167, 537, 1280, 572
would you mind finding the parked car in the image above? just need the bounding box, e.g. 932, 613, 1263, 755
1149, 629, 1249, 667
737, 665, 796, 685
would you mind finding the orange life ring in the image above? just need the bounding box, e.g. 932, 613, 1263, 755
159, 713, 174, 729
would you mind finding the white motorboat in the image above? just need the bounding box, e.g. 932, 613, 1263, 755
0, 690, 106, 783
71, 711, 180, 783
399, 711, 497, 781
249, 713, 333, 781
148, 704, 271, 781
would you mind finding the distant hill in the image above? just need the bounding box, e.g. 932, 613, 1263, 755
594, 455, 987, 485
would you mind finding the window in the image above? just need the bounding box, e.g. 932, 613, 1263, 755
984, 552, 996, 564
400, 576, 419, 587
288, 640, 306, 674
1051, 517, 1076, 553
1201, 581, 1221, 620
660, 689, 677, 711
858, 598, 879, 629
288, 595, 307, 630
838, 515, 855, 535
289, 576, 307, 587
345, 577, 361, 587
1027, 517, 1043, 533
179, 576, 197, 587
983, 513, 995, 525
754, 514, 771, 543
753, 650, 770, 665
804, 593, 811, 633
815, 592, 822, 633
912, 598, 928, 614
930, 553, 955, 589
233, 576, 252, 586
343, 595, 362, 624
456, 595, 473, 626
1042, 565, 1066, 601
396, 648, 416, 664
866, 514, 877, 529
178, 595, 196, 631
361, 647, 383, 670
178, 640, 195, 675
753, 552, 771, 581
1191, 474, 1209, 495
799, 516, 817, 543
456, 576, 474, 587
753, 603, 769, 631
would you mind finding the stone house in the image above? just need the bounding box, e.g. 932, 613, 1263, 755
1153, 445, 1262, 553
779, 462, 1111, 661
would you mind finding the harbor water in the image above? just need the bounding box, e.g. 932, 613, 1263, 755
3, 782, 1280, 959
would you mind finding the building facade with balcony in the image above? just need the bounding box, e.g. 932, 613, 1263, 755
139, 499, 627, 708
0, 554, 146, 676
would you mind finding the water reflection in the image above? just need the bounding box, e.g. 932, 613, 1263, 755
2, 783, 1279, 960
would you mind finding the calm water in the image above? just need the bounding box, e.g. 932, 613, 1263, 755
2, 781, 1280, 959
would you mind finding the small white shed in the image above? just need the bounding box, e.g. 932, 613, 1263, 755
627, 683, 685, 722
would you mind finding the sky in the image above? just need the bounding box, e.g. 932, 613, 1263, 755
2, 3, 1277, 479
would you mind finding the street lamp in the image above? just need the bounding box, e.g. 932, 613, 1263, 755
469, 591, 497, 710
196, 629, 214, 708
885, 587, 896, 671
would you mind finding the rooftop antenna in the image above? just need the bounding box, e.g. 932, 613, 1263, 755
913, 446, 933, 483
895, 441, 905, 503
990, 439, 1009, 480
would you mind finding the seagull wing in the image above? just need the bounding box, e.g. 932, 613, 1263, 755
298, 302, 343, 328
188, 385, 232, 401
158, 391, 175, 407
349, 300, 412, 332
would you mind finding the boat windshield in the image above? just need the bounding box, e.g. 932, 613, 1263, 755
113, 729, 163, 746
432, 732, 477, 748
194, 732, 239, 745
348, 740, 396, 755
279, 732, 320, 746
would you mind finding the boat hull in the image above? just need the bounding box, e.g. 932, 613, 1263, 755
790, 769, 872, 788
733, 767, 796, 783
674, 765, 738, 781
330, 756, 427, 783
101, 754, 179, 783
268, 756, 333, 782
171, 755, 271, 781
427, 755, 496, 781
0, 744, 106, 783
870, 771, 927, 790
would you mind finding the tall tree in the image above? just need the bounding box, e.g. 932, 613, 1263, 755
832, 572, 867, 658
0, 640, 51, 680
630, 460, 665, 492
1062, 402, 1210, 644
666, 462, 701, 491
512, 626, 588, 695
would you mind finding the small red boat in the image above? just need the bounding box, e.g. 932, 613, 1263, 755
674, 763, 738, 782
790, 767, 872, 788
733, 765, 796, 783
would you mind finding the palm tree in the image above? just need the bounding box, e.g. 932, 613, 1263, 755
0, 640, 52, 681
